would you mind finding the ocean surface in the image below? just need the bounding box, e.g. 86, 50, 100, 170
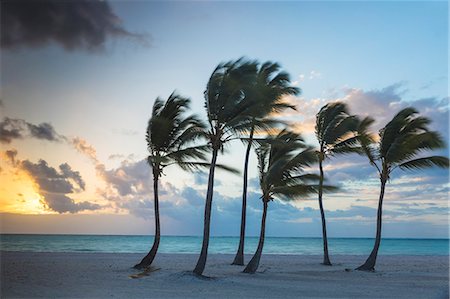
1, 234, 448, 255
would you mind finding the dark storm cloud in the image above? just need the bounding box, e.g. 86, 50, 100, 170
1, 0, 147, 51
0, 117, 63, 143
19, 158, 100, 213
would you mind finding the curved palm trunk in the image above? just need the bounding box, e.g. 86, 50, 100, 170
232, 128, 255, 266
193, 148, 219, 276
243, 200, 268, 274
318, 158, 332, 266
134, 172, 160, 269
356, 178, 387, 271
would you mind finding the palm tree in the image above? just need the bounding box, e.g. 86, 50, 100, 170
355, 107, 449, 271
243, 130, 333, 274
193, 58, 260, 276
134, 92, 207, 270
232, 62, 299, 266
314, 102, 359, 265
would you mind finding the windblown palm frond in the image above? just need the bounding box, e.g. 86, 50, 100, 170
146, 92, 208, 174
205, 58, 259, 132
315, 102, 360, 154
364, 107, 448, 176
257, 130, 322, 202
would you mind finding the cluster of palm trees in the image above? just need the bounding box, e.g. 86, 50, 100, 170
134, 57, 449, 275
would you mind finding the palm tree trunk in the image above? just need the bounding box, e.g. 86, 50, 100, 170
318, 158, 332, 266
134, 171, 160, 269
193, 148, 219, 276
232, 127, 255, 266
243, 200, 268, 274
356, 178, 387, 271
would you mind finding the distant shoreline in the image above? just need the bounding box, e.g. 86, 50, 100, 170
0, 234, 450, 256
2, 252, 448, 298
2, 235, 448, 256
3, 251, 449, 256
1, 233, 449, 240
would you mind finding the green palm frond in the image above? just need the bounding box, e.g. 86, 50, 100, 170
147, 92, 208, 174
282, 173, 321, 185
255, 130, 328, 203
332, 116, 377, 157
272, 185, 319, 200
315, 102, 363, 160
397, 156, 449, 171
204, 58, 299, 155
315, 102, 349, 143
283, 147, 317, 173
379, 107, 418, 157
386, 131, 446, 164
176, 161, 240, 174
380, 107, 446, 166
358, 107, 448, 176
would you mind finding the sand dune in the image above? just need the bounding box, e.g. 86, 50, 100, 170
1, 252, 448, 298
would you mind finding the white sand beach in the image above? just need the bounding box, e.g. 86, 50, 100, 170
1, 252, 448, 298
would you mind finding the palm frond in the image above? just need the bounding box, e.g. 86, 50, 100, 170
397, 156, 449, 171
315, 102, 349, 144
146, 92, 209, 173
379, 107, 418, 157
176, 161, 240, 174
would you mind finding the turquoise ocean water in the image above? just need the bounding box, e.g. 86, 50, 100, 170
1, 235, 448, 255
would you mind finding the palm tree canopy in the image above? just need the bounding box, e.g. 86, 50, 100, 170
359, 107, 449, 176
204, 58, 259, 138
247, 61, 299, 117
257, 130, 336, 202
233, 61, 300, 136
315, 102, 360, 157
147, 92, 208, 174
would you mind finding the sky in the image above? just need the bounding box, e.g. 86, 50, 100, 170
0, 0, 448, 238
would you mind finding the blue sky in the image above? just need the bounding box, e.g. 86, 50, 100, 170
0, 1, 448, 238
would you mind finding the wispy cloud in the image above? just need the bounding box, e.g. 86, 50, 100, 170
292, 70, 323, 86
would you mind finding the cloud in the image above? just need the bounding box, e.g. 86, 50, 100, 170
97, 159, 151, 197
1, 0, 148, 51
59, 163, 85, 191
17, 157, 100, 213
309, 70, 322, 80
279, 83, 449, 149
292, 71, 322, 86
339, 83, 406, 130
331, 83, 448, 139
26, 122, 61, 142
71, 137, 98, 162
0, 118, 24, 143
193, 172, 208, 185
5, 149, 18, 165
0, 117, 63, 143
